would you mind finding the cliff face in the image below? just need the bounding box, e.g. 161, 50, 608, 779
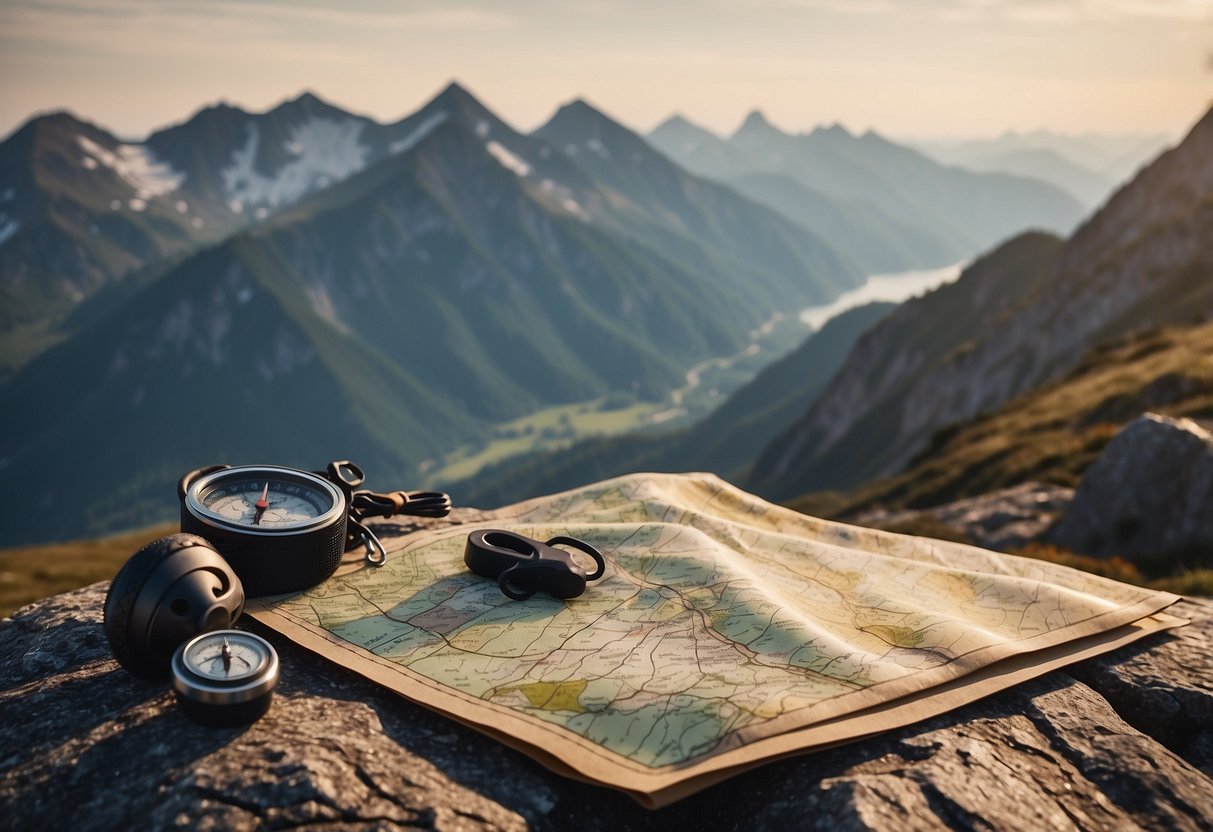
749, 231, 1063, 495
751, 107, 1213, 500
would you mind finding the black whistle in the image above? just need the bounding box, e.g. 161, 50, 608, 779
464, 530, 606, 600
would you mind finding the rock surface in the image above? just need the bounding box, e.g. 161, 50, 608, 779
3, 515, 1212, 830
855, 482, 1074, 551
1047, 413, 1213, 560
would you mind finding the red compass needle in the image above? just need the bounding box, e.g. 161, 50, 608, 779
253, 483, 269, 524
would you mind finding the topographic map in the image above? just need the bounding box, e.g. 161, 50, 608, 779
249, 473, 1182, 806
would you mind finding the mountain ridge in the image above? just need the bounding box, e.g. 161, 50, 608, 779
751, 103, 1213, 501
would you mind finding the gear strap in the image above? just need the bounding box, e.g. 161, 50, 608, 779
317, 460, 452, 565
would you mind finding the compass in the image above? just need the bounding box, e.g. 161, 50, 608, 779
179, 464, 348, 596
171, 630, 279, 726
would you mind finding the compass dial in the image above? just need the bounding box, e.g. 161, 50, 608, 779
171, 630, 279, 725
183, 632, 269, 681
201, 481, 325, 527
185, 465, 343, 533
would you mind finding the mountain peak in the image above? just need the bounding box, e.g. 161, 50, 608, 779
3, 109, 114, 146
739, 109, 773, 131
649, 113, 721, 146
431, 80, 481, 110
811, 122, 853, 139
415, 80, 501, 129
731, 110, 788, 145
538, 97, 630, 145
267, 89, 349, 120
656, 113, 695, 131
556, 98, 603, 119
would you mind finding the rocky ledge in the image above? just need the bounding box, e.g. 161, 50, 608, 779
2, 531, 1212, 830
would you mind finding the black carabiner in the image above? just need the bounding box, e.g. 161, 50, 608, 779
464, 530, 606, 600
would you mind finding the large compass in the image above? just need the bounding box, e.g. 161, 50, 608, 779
179, 464, 348, 596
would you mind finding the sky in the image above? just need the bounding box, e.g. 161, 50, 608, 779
1, 0, 1211, 143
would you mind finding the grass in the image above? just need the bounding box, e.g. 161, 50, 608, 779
426, 311, 812, 485
425, 398, 667, 483
0, 522, 175, 618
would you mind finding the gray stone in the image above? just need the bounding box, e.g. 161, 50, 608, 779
1047, 413, 1213, 560
856, 482, 1074, 551
2, 517, 1211, 829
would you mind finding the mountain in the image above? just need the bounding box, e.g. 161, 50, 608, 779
724, 173, 965, 274
0, 84, 862, 546
913, 130, 1173, 188
0, 235, 486, 545
647, 114, 753, 181
795, 319, 1213, 523
942, 147, 1117, 209
648, 111, 1086, 271
750, 105, 1213, 501
0, 89, 523, 348
0, 111, 218, 334
534, 99, 860, 297
453, 302, 895, 508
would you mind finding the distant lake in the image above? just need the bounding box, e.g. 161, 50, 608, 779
800, 261, 966, 331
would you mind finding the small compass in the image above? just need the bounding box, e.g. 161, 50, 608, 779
171, 630, 279, 726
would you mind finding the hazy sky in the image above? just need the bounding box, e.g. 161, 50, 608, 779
2, 0, 1211, 142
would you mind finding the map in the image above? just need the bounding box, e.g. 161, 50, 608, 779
249, 473, 1182, 806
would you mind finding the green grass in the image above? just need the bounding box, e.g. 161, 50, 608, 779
426, 311, 814, 485
0, 523, 176, 618
426, 398, 666, 483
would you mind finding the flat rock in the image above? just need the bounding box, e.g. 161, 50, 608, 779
3, 519, 1212, 830
855, 482, 1074, 551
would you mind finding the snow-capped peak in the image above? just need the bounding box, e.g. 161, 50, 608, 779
223, 117, 369, 211
77, 135, 184, 200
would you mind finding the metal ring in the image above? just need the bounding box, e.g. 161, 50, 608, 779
544, 536, 606, 581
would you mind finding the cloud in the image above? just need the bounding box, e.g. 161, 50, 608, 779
0, 0, 517, 63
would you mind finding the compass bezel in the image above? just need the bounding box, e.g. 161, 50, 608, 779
184, 464, 345, 537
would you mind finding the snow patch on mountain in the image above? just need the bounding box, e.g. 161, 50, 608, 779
487, 141, 531, 176
0, 215, 19, 246
390, 112, 448, 155
77, 135, 184, 200
223, 118, 369, 211
538, 178, 589, 221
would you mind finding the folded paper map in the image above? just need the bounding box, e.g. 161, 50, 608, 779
248, 473, 1184, 807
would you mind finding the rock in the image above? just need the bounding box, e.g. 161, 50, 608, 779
3, 558, 1211, 828
1047, 413, 1213, 560
855, 482, 1074, 551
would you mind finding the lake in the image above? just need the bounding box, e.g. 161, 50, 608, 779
799, 261, 967, 331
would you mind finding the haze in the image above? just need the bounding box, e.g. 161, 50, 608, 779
2, 0, 1211, 143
